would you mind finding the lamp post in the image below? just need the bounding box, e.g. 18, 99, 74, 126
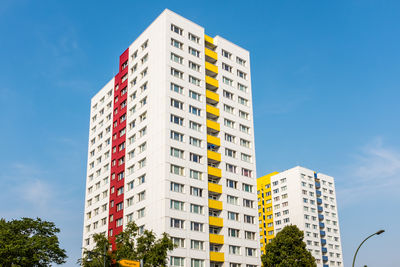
86, 244, 107, 267
352, 230, 385, 267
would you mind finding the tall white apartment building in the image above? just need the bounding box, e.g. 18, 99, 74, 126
82, 9, 260, 267
257, 166, 343, 267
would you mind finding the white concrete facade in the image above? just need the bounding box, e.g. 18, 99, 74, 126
82, 9, 260, 267
268, 166, 343, 267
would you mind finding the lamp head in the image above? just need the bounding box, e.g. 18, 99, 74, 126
376, 230, 385, 235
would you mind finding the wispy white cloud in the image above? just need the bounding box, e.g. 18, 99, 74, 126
338, 137, 400, 205
19, 178, 53, 209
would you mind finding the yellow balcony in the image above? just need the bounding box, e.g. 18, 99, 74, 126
206, 76, 219, 89
205, 47, 218, 62
205, 34, 214, 45
206, 119, 220, 132
207, 150, 221, 162
208, 182, 222, 194
208, 166, 221, 178
206, 104, 220, 117
207, 134, 220, 147
206, 90, 219, 103
209, 216, 223, 227
209, 234, 224, 244
208, 199, 222, 210
210, 251, 224, 262
205, 62, 218, 76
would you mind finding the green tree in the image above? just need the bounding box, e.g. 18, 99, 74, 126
80, 221, 175, 267
261, 225, 316, 267
0, 217, 67, 267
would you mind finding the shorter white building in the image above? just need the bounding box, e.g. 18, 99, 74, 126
257, 166, 343, 267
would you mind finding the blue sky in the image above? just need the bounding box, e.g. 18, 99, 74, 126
0, 0, 399, 266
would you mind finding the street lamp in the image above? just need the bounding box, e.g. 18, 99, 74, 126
352, 230, 385, 267
85, 244, 107, 267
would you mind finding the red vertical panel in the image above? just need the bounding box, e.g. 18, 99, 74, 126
108, 48, 129, 248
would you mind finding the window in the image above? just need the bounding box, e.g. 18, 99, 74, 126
138, 142, 146, 153
138, 208, 145, 218
189, 90, 200, 101
225, 148, 236, 158
237, 70, 247, 79
240, 138, 251, 148
189, 47, 200, 57
224, 104, 234, 114
138, 158, 146, 168
171, 114, 183, 126
171, 237, 185, 248
170, 182, 184, 193
227, 195, 238, 205
190, 240, 204, 250
190, 169, 202, 180
140, 68, 147, 78
245, 231, 255, 240
190, 153, 201, 163
138, 191, 145, 201
238, 83, 247, 92
188, 60, 200, 71
236, 56, 246, 66
229, 245, 240, 255
226, 164, 236, 173
171, 38, 183, 49
243, 199, 253, 208
190, 222, 203, 232
171, 164, 184, 176
240, 124, 250, 134
171, 83, 183, 94
171, 199, 184, 211
228, 211, 239, 221
222, 49, 232, 59
170, 130, 184, 142
190, 186, 203, 197
190, 204, 203, 214
244, 215, 254, 224
189, 137, 201, 147
246, 247, 256, 257
228, 228, 240, 238
189, 75, 201, 86
223, 90, 233, 99
222, 63, 232, 72
171, 256, 184, 267
171, 68, 183, 79
171, 218, 184, 229
141, 54, 148, 64
242, 183, 253, 193
226, 179, 237, 189
191, 259, 204, 267
171, 24, 183, 35
171, 53, 183, 64
189, 121, 201, 131
189, 105, 201, 116
116, 202, 123, 211
141, 40, 148, 50
225, 133, 235, 143
239, 110, 249, 120
171, 98, 184, 110
117, 187, 124, 196
223, 76, 233, 86
139, 126, 147, 137
188, 33, 200, 43
238, 96, 248, 106
170, 147, 184, 159
224, 119, 235, 128
241, 153, 251, 162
